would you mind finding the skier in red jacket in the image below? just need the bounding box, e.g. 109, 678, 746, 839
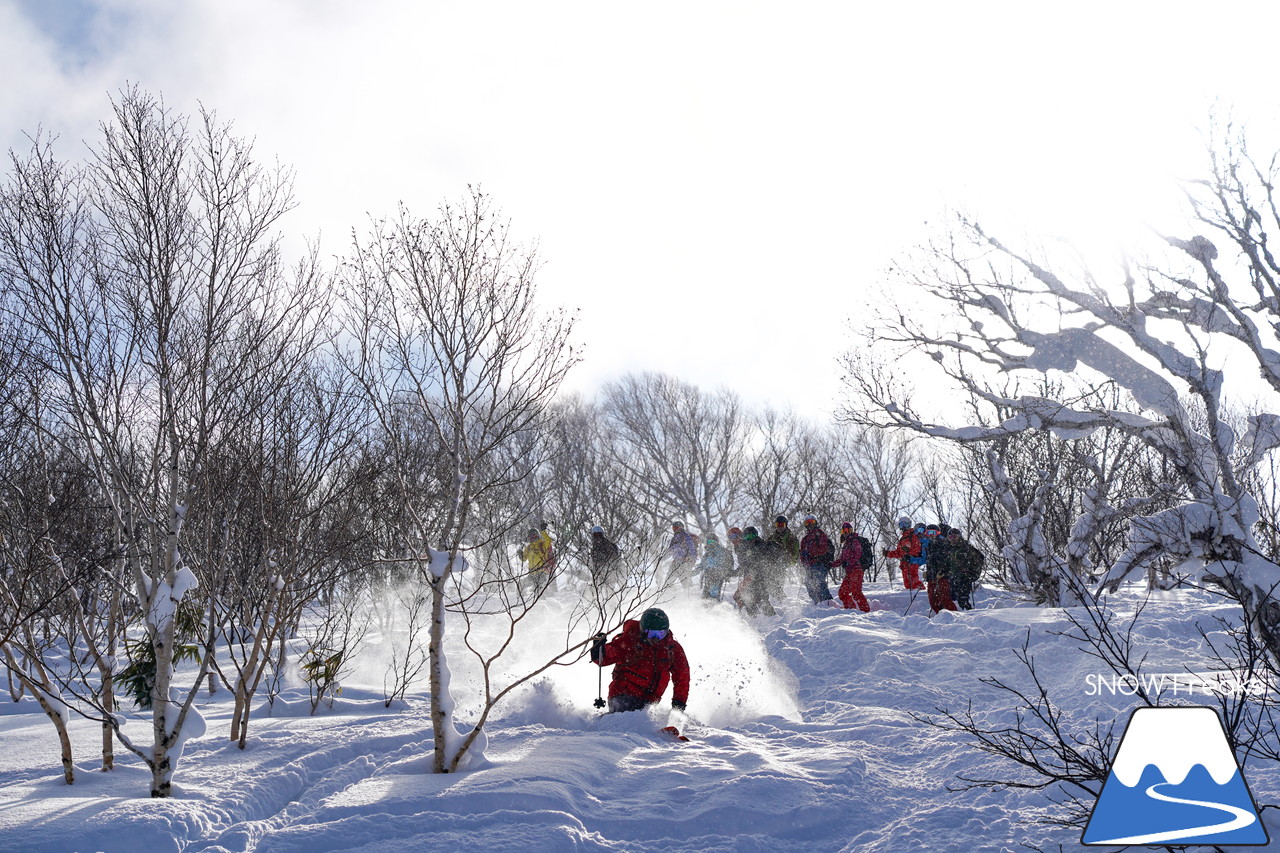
590, 608, 690, 714
831, 522, 870, 611
884, 516, 926, 590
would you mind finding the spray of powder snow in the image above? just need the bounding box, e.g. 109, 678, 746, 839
660, 596, 802, 727
340, 582, 801, 730
334, 582, 434, 704
454, 587, 800, 729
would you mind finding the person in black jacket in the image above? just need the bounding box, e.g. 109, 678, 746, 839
588, 525, 621, 586
768, 515, 800, 596
944, 528, 984, 610
732, 527, 778, 616
923, 524, 957, 613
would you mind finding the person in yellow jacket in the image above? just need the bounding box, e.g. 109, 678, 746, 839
520, 526, 556, 596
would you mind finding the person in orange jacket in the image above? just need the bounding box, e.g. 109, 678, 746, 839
590, 608, 690, 714
884, 516, 926, 590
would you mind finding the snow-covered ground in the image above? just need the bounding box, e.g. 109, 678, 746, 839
3, 580, 1278, 853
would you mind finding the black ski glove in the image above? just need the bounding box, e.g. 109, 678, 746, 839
590, 633, 606, 663
672, 700, 687, 712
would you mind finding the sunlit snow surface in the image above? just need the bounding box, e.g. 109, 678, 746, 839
2, 581, 1279, 852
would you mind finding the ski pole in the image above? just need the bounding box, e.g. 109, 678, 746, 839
591, 633, 606, 708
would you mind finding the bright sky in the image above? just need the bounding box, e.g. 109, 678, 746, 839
4, 1, 1280, 418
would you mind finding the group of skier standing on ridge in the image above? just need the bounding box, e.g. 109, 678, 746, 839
520, 514, 987, 616
542, 515, 987, 721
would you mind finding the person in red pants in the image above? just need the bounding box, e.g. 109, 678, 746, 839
923, 524, 958, 614
831, 522, 870, 611
884, 517, 926, 590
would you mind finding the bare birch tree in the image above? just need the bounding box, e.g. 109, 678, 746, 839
517, 395, 654, 582
827, 425, 937, 581
0, 88, 318, 795
338, 189, 582, 773
600, 371, 747, 534
841, 122, 1280, 658
0, 426, 105, 784
205, 358, 368, 747
739, 407, 809, 526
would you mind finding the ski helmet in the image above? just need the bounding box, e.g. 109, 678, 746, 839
639, 608, 669, 632
897, 517, 912, 529
803, 514, 818, 527
744, 526, 760, 539
591, 525, 605, 534
775, 515, 788, 525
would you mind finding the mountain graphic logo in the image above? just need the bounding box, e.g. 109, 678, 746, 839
1082, 706, 1270, 846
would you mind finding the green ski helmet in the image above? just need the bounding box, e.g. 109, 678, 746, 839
639, 608, 670, 632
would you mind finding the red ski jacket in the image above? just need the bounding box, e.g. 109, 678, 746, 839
831, 533, 863, 572
885, 530, 923, 568
593, 619, 690, 705
800, 528, 834, 567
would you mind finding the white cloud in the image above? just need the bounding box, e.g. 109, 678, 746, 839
5, 0, 1280, 417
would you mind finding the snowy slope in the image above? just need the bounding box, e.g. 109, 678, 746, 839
2, 581, 1278, 853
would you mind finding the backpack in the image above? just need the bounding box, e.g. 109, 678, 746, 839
806, 529, 834, 567
856, 535, 874, 571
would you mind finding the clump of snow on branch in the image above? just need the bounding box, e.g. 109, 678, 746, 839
162, 689, 207, 787
429, 547, 468, 578
1023, 328, 1183, 416
147, 565, 200, 632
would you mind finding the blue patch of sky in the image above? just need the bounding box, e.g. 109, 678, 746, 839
14, 0, 114, 67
